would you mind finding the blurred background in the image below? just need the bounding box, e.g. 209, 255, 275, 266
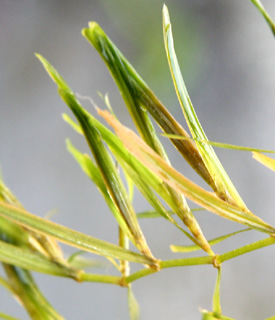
1, 0, 275, 319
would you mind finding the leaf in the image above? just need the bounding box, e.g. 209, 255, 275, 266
252, 152, 275, 171
66, 140, 131, 238
98, 109, 275, 235
137, 208, 204, 219
171, 228, 250, 253
163, 4, 247, 211
112, 150, 199, 244
62, 113, 83, 134
36, 54, 156, 262
162, 134, 275, 154
251, 0, 275, 36
82, 21, 213, 255
0, 312, 21, 320
82, 21, 219, 200
0, 240, 81, 280
0, 201, 158, 267
0, 176, 65, 264
3, 265, 64, 320
64, 103, 188, 234
128, 286, 140, 320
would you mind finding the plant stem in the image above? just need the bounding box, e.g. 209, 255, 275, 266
80, 273, 123, 286
126, 236, 275, 284
217, 236, 275, 263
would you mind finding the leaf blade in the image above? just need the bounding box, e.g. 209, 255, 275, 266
162, 4, 247, 210
0, 201, 158, 266
99, 110, 275, 235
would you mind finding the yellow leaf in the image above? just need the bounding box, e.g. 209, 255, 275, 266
252, 152, 275, 172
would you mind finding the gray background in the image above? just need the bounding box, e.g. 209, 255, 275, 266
1, 1, 275, 319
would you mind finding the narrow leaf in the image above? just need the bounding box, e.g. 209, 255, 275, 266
82, 21, 218, 197
62, 113, 83, 134
128, 286, 140, 320
0, 177, 65, 264
66, 139, 131, 238
171, 228, 250, 253
99, 109, 275, 235
251, 0, 275, 36
0, 240, 81, 280
163, 4, 247, 211
252, 152, 275, 171
0, 313, 21, 320
36, 54, 155, 262
137, 208, 204, 219
3, 265, 64, 320
0, 201, 158, 267
82, 21, 213, 255
162, 134, 275, 154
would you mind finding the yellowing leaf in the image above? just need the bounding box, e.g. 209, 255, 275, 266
252, 152, 275, 171
98, 109, 275, 235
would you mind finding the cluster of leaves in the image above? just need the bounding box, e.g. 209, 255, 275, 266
1, 1, 275, 319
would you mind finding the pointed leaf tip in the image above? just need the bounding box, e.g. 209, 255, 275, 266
36, 54, 71, 93
162, 4, 170, 25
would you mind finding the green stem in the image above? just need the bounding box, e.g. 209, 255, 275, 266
126, 256, 213, 284
125, 268, 157, 284
212, 267, 222, 316
251, 0, 275, 36
126, 236, 275, 284
80, 273, 123, 285
160, 256, 213, 268
217, 236, 275, 263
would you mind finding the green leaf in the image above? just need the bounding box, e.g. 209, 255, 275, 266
0, 179, 65, 318
137, 208, 204, 219
64, 105, 185, 233
137, 209, 174, 219
112, 150, 197, 240
98, 109, 213, 254
66, 140, 131, 238
171, 228, 250, 253
82, 21, 214, 255
64, 106, 208, 251
36, 54, 156, 262
0, 201, 158, 267
4, 267, 60, 320
82, 23, 168, 158
0, 240, 81, 280
163, 4, 247, 211
0, 312, 21, 320
162, 134, 275, 154
3, 265, 64, 320
0, 176, 65, 265
62, 113, 83, 134
82, 21, 218, 199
